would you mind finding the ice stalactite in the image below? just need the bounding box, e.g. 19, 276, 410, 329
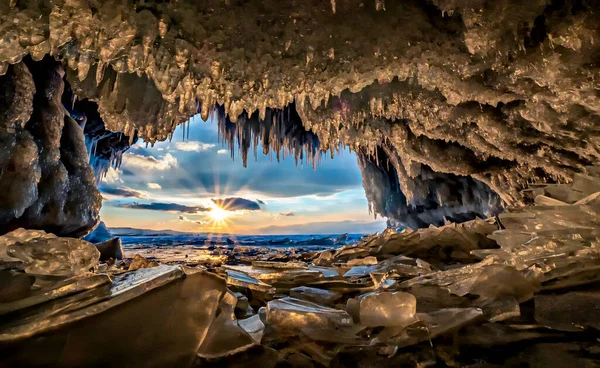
61, 81, 135, 183
214, 103, 325, 169
357, 146, 503, 229
212, 101, 503, 228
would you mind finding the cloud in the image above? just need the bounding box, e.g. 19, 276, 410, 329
100, 186, 146, 198
277, 211, 295, 217
212, 197, 261, 211
123, 152, 177, 171
178, 215, 208, 225
175, 141, 216, 152
103, 167, 123, 184
217, 149, 228, 154
120, 202, 211, 213
147, 183, 162, 189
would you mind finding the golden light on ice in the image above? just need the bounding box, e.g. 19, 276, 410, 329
209, 207, 228, 222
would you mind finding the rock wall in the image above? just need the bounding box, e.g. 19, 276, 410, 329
0, 58, 101, 237
1, 0, 599, 228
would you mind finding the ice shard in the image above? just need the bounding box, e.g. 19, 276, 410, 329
346, 291, 417, 328
266, 297, 353, 330
5, 231, 100, 277
289, 286, 342, 306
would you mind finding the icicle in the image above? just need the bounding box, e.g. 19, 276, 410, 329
96, 61, 106, 86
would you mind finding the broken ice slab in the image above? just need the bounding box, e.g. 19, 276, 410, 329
374, 308, 483, 347
405, 284, 469, 313
574, 191, 600, 205
347, 291, 417, 328
123, 246, 230, 265
95, 237, 123, 261
313, 249, 334, 266
399, 258, 496, 297
308, 265, 339, 278
0, 228, 55, 264
346, 256, 378, 266
266, 297, 354, 330
571, 173, 600, 196
298, 323, 368, 345
252, 260, 308, 269
6, 233, 100, 277
498, 205, 600, 232
290, 286, 342, 305
534, 195, 569, 206
238, 314, 265, 344
534, 291, 600, 332
0, 264, 183, 342
374, 255, 435, 278
224, 269, 275, 293
469, 265, 537, 303
459, 323, 559, 346
343, 265, 377, 279
476, 297, 521, 322
532, 183, 589, 203
0, 271, 34, 303
0, 266, 234, 367
0, 273, 110, 315
222, 264, 323, 287
198, 290, 258, 359
474, 230, 600, 290
327, 218, 498, 265
127, 254, 159, 271
306, 277, 374, 294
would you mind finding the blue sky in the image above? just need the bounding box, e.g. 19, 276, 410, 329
99, 115, 386, 234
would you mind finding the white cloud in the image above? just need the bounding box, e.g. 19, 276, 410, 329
147, 183, 162, 189
123, 152, 177, 171
217, 149, 228, 155
177, 215, 209, 225
175, 141, 216, 152
103, 167, 123, 184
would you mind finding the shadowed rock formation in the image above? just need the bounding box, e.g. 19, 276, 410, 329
0, 57, 101, 237
1, 0, 599, 228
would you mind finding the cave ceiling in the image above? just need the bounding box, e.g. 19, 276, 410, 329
1, 0, 599, 228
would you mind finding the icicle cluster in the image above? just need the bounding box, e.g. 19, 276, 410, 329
213, 104, 327, 169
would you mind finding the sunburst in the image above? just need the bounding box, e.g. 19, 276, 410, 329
209, 206, 228, 222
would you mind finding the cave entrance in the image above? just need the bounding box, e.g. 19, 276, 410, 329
96, 114, 386, 238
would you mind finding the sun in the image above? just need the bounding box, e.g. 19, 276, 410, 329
209, 207, 228, 222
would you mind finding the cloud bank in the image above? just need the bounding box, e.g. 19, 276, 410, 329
212, 197, 262, 211
120, 202, 211, 213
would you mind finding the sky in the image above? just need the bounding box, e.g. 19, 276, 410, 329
99, 115, 387, 235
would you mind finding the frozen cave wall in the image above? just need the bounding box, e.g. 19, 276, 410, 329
1, 0, 600, 229
0, 57, 101, 237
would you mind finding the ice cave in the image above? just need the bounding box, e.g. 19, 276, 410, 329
0, 0, 600, 366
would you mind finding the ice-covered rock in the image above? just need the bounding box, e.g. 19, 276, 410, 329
3, 229, 99, 276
